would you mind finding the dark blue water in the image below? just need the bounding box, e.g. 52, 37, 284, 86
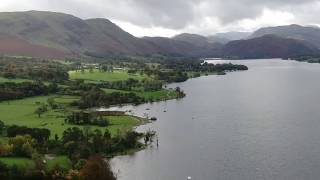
112, 59, 320, 180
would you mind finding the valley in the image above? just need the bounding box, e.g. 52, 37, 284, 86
1, 6, 320, 180
0, 55, 247, 179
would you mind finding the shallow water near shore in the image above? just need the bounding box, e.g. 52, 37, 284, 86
111, 59, 320, 180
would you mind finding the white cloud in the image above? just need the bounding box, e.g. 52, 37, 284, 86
112, 20, 180, 37
224, 9, 296, 32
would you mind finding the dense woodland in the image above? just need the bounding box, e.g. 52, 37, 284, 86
0, 82, 58, 101
0, 121, 143, 179
0, 57, 69, 82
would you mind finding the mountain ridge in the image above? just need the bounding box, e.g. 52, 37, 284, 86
0, 11, 223, 58
0, 11, 318, 59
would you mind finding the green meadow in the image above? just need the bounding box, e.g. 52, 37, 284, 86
69, 69, 179, 101
0, 95, 143, 138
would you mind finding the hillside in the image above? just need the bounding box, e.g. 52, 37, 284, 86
173, 33, 226, 46
206, 36, 230, 44
85, 18, 157, 56
143, 36, 219, 57
0, 11, 154, 58
250, 24, 320, 48
0, 33, 68, 58
0, 11, 92, 54
173, 33, 211, 47
207, 31, 251, 44
222, 35, 318, 59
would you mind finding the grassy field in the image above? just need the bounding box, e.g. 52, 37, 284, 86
0, 156, 72, 170
0, 96, 142, 138
69, 70, 147, 82
46, 156, 72, 170
103, 88, 178, 101
0, 157, 34, 168
0, 77, 32, 83
135, 90, 178, 101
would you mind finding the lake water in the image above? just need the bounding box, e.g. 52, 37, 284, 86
111, 59, 320, 180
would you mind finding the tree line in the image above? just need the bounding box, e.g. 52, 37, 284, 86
73, 87, 145, 109
65, 111, 110, 127
1, 60, 69, 82
97, 78, 163, 91
0, 82, 59, 101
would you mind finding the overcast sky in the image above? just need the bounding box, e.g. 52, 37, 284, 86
0, 0, 320, 37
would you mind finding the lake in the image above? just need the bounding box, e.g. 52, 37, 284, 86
111, 59, 320, 180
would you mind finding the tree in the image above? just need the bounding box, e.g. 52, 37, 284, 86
62, 127, 85, 161
8, 135, 36, 157
64, 141, 79, 160
62, 127, 84, 144
79, 155, 116, 180
35, 104, 48, 118
175, 87, 186, 98
0, 143, 13, 156
35, 107, 43, 118
4, 64, 17, 79
48, 83, 59, 93
0, 161, 9, 178
122, 131, 140, 149
31, 152, 46, 177
144, 130, 156, 145
47, 97, 58, 109
90, 129, 104, 153
0, 82, 50, 101
128, 69, 137, 74
102, 129, 112, 153
54, 134, 59, 141
89, 67, 94, 73
6, 126, 50, 143
0, 120, 4, 135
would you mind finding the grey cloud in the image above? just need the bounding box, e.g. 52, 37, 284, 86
15, 0, 196, 28
126, 0, 197, 28
1, 0, 320, 30
59, 0, 318, 28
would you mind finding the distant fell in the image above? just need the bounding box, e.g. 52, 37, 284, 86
250, 24, 320, 48
222, 35, 318, 59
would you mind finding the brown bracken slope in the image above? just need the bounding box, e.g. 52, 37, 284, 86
0, 34, 70, 59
